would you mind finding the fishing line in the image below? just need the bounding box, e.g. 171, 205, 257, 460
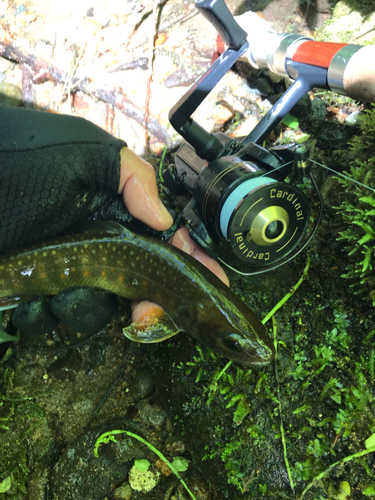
257, 161, 294, 178
310, 158, 375, 193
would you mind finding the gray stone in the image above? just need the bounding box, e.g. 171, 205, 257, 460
50, 424, 131, 500
113, 483, 132, 500
130, 367, 155, 402
137, 399, 167, 427
0, 82, 23, 106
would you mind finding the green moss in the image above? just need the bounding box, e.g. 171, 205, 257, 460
0, 366, 52, 499
335, 104, 375, 305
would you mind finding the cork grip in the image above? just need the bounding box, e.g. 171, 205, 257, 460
343, 45, 375, 103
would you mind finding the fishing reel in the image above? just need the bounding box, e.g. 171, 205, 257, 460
163, 0, 323, 275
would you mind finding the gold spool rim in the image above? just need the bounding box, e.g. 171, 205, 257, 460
250, 206, 289, 246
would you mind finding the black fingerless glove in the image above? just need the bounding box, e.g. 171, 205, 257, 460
0, 106, 127, 254
0, 106, 128, 336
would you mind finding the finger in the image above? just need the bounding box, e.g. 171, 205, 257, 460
170, 226, 230, 286
118, 147, 173, 231
131, 300, 164, 323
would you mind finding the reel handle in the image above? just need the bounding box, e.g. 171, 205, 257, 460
195, 0, 247, 50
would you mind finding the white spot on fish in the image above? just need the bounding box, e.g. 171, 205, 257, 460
21, 265, 35, 277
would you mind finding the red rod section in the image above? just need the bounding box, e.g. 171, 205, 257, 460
291, 41, 348, 69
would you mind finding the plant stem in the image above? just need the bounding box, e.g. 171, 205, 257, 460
273, 316, 295, 492
299, 446, 375, 499
262, 254, 311, 325
94, 429, 197, 500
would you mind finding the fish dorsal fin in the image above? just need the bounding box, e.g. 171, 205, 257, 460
123, 308, 180, 343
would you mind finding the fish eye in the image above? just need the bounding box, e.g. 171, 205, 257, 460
223, 338, 241, 352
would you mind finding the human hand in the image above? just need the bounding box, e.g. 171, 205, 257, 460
118, 147, 229, 325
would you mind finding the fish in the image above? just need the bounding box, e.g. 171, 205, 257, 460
0, 222, 274, 365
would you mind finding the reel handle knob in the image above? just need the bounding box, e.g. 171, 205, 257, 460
195, 0, 247, 50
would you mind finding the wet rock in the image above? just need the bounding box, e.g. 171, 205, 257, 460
104, 434, 145, 464
51, 287, 118, 335
50, 424, 130, 500
35, 40, 54, 59
128, 462, 160, 492
27, 463, 49, 500
13, 363, 44, 387
176, 479, 211, 500
164, 436, 186, 456
161, 477, 180, 499
0, 82, 23, 106
47, 349, 83, 383
137, 399, 167, 427
130, 367, 155, 402
164, 68, 204, 88
113, 482, 132, 500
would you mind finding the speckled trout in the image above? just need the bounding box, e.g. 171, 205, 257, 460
0, 222, 274, 365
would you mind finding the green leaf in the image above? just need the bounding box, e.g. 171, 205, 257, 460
293, 404, 311, 414
134, 459, 151, 472
363, 485, 375, 496
0, 477, 11, 493
171, 456, 189, 472
226, 394, 242, 409
359, 233, 373, 245
295, 133, 310, 143
359, 196, 375, 206
365, 432, 375, 449
233, 398, 251, 426
362, 247, 372, 273
331, 392, 342, 404
281, 114, 299, 129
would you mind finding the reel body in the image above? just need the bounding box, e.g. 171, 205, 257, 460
165, 0, 322, 275
164, 142, 313, 274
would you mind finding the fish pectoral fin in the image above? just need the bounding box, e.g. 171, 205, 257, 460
123, 310, 180, 343
0, 296, 23, 311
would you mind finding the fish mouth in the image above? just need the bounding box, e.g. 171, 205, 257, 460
245, 358, 272, 366
236, 355, 273, 366
239, 347, 275, 366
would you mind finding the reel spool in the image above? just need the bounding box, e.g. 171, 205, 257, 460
220, 179, 309, 268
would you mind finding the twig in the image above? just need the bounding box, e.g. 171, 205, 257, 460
0, 41, 169, 142
61, 42, 87, 114
123, 3, 146, 52
144, 0, 160, 154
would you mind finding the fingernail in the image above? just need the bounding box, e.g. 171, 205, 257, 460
159, 200, 173, 223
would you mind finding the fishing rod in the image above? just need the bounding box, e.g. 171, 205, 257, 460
163, 0, 375, 275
